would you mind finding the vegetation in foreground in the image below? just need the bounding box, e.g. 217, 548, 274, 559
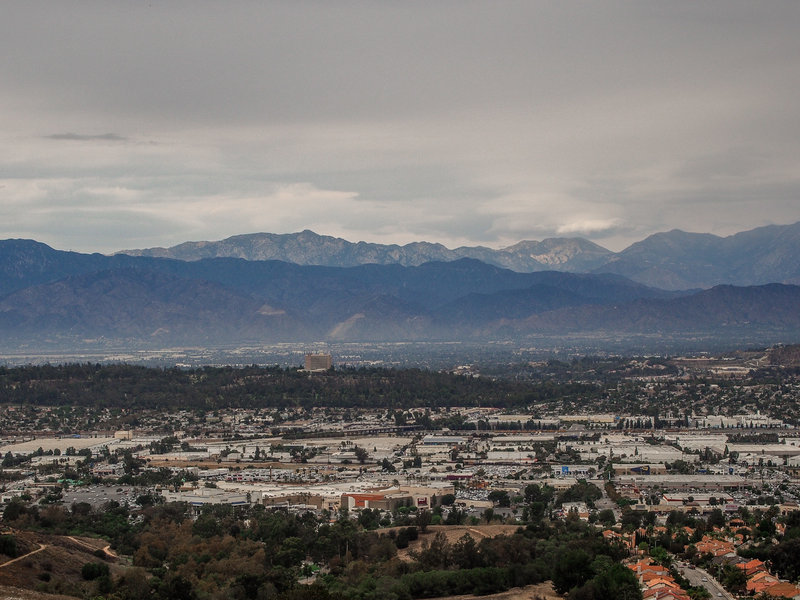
1, 486, 641, 600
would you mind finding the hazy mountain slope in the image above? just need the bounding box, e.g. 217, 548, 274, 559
0, 268, 794, 346
1, 235, 798, 348
719, 222, 800, 285
0, 269, 308, 344
502, 283, 800, 335
0, 239, 180, 297
596, 222, 800, 289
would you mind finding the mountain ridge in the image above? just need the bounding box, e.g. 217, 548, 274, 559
116, 221, 800, 290
118, 229, 616, 273
1, 239, 799, 350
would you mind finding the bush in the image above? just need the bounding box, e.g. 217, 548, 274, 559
81, 561, 110, 581
0, 534, 18, 557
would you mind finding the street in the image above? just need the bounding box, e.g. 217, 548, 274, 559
677, 563, 734, 600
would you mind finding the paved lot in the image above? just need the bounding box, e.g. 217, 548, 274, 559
60, 484, 139, 509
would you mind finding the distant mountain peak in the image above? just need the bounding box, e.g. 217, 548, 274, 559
117, 230, 614, 273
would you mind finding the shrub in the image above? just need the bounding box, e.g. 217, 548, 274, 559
0, 534, 18, 557
81, 561, 110, 581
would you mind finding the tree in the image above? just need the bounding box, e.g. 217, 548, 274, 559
415, 509, 432, 533
488, 490, 511, 507
558, 481, 602, 508
769, 537, 800, 581
552, 548, 593, 594
707, 508, 726, 529
354, 446, 369, 464
414, 532, 450, 570
571, 557, 643, 600
451, 533, 483, 569
721, 564, 747, 594
597, 509, 616, 527
158, 574, 196, 600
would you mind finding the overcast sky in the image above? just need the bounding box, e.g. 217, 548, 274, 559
2, 1, 799, 253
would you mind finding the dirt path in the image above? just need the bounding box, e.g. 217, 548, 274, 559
467, 528, 490, 538
66, 536, 117, 560
0, 544, 47, 569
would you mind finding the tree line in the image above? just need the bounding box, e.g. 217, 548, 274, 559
0, 363, 602, 410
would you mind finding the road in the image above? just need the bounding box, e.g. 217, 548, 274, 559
591, 478, 622, 523
676, 563, 734, 600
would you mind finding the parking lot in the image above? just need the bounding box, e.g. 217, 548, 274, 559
60, 484, 140, 509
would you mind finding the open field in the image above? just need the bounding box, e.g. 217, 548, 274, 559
432, 582, 562, 600
400, 524, 522, 560
0, 437, 115, 455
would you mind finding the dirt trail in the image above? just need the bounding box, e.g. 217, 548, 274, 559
0, 544, 47, 569
66, 536, 117, 560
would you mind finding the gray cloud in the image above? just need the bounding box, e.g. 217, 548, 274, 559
1, 1, 799, 253
46, 133, 127, 142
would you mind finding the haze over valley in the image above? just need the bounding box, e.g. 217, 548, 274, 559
1, 221, 799, 354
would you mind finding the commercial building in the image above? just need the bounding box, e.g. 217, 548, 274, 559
305, 353, 333, 371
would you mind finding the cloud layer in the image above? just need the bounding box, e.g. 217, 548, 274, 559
1, 2, 799, 253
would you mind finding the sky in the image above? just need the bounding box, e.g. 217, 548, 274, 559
1, 1, 799, 254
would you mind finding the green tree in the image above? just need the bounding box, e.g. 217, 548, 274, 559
597, 509, 616, 527
552, 548, 593, 594
488, 490, 511, 507
354, 446, 369, 464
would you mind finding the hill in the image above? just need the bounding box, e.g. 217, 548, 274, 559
0, 528, 124, 598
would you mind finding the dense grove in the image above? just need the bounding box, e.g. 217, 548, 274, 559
0, 363, 597, 410
1, 358, 799, 423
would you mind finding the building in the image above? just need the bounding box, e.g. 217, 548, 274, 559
305, 353, 332, 371
161, 487, 251, 513
421, 435, 467, 446
613, 463, 667, 476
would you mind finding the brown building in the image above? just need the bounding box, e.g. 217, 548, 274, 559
305, 353, 332, 371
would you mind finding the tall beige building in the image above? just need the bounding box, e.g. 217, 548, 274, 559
304, 353, 332, 371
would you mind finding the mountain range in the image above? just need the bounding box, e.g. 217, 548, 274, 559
120, 231, 616, 274
120, 221, 800, 290
1, 221, 800, 350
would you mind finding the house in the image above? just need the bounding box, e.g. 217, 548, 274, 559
737, 558, 767, 577
762, 582, 800, 600
746, 571, 781, 595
